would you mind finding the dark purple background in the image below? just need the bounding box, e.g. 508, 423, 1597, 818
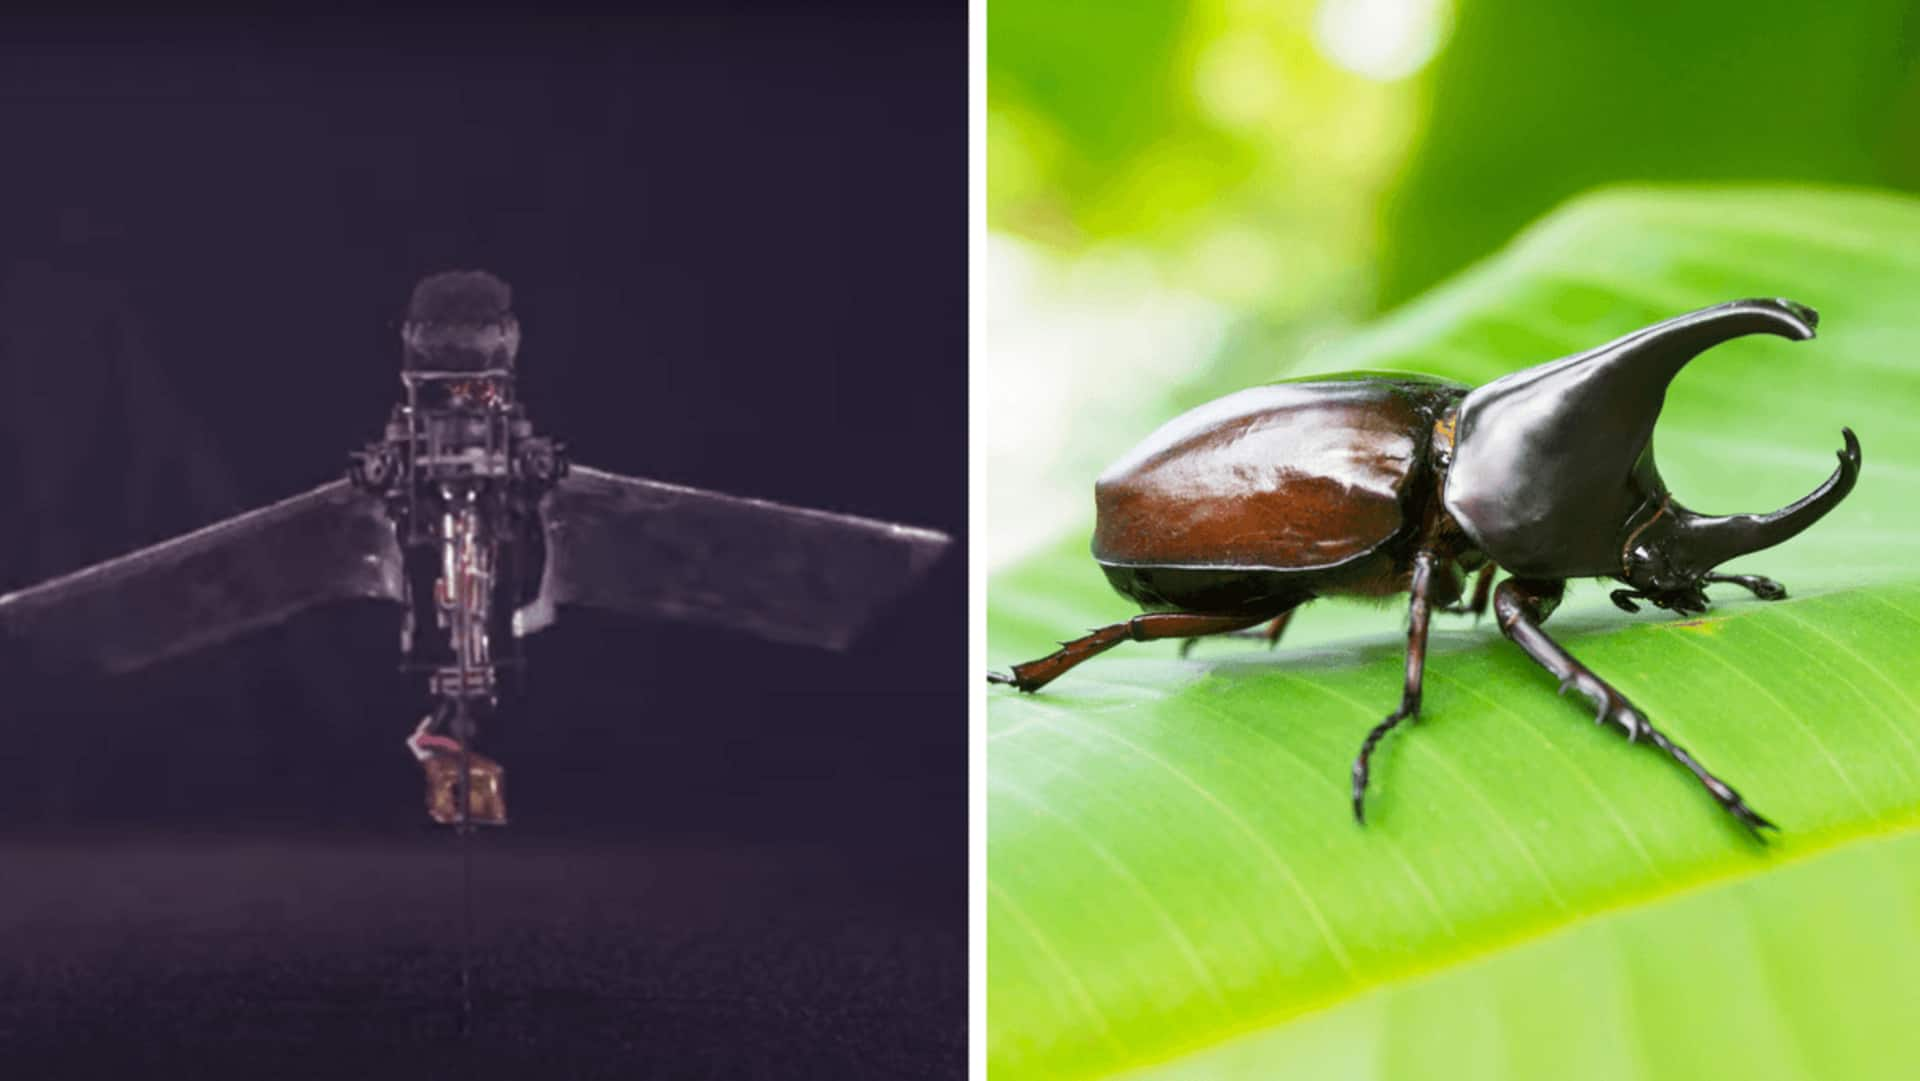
0, 9, 963, 1078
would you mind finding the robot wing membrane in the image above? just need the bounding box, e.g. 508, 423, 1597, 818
529, 466, 949, 651
0, 479, 406, 674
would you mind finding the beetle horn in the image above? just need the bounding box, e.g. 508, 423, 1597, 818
1673, 428, 1862, 569
1589, 297, 1817, 383
1442, 298, 1822, 579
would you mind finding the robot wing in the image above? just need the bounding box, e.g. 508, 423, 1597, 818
0, 478, 405, 674
530, 465, 949, 651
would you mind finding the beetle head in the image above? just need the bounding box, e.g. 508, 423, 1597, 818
1442, 298, 1857, 585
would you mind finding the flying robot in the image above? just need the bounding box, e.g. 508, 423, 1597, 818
0, 270, 951, 827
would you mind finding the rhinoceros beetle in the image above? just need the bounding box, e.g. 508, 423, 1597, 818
990, 299, 1861, 835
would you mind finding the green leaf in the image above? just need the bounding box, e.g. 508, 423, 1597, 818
989, 186, 1920, 1080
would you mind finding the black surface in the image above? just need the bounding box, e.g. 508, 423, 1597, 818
0, 832, 963, 1080
0, 8, 964, 1078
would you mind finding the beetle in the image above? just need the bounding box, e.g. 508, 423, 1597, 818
989, 298, 1861, 834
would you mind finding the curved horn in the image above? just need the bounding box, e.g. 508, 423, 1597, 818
1674, 428, 1861, 569
1443, 297, 1821, 578
1604, 298, 1818, 387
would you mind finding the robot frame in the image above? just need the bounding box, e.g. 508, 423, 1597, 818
0, 270, 951, 827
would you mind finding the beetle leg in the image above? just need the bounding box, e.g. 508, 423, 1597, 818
1265, 610, 1292, 647
1493, 577, 1776, 837
989, 610, 1283, 693
1176, 609, 1297, 658
1352, 550, 1438, 825
1442, 564, 1495, 620
1703, 572, 1788, 602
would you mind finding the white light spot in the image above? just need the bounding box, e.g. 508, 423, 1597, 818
1192, 33, 1286, 130
1313, 0, 1450, 82
986, 236, 1229, 569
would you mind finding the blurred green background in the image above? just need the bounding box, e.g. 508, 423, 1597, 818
989, 3, 1920, 1077
986, 0, 1920, 566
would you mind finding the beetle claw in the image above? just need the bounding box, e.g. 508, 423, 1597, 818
1610, 590, 1642, 614
1693, 764, 1777, 838
988, 669, 1039, 694
1736, 806, 1779, 837
1731, 799, 1778, 834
